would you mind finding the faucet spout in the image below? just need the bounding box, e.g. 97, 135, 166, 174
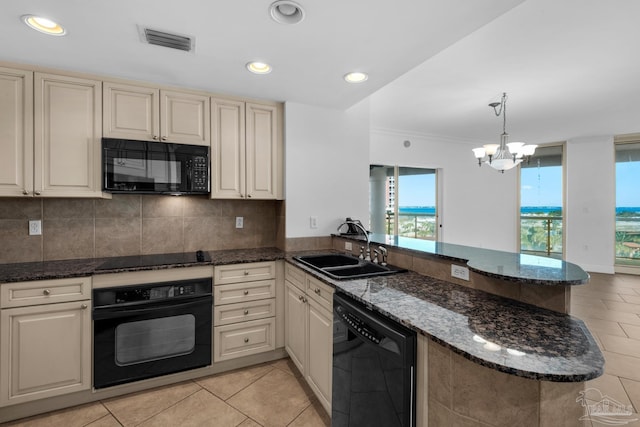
337, 220, 370, 255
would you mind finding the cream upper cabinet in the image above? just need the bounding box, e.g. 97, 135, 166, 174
104, 82, 210, 146
34, 73, 103, 198
211, 99, 282, 199
0, 67, 33, 197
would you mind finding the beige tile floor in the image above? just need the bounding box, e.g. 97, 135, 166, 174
4, 272, 640, 427
1, 359, 330, 427
570, 272, 640, 426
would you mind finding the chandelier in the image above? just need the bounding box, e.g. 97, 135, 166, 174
472, 92, 537, 173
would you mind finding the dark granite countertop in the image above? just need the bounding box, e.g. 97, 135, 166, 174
0, 248, 285, 283
286, 254, 604, 383
339, 233, 589, 286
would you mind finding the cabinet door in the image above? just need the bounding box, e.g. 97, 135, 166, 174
285, 281, 307, 374
0, 68, 33, 197
211, 98, 245, 199
246, 103, 281, 199
306, 297, 333, 413
0, 300, 91, 406
103, 82, 159, 141
34, 73, 103, 197
161, 90, 210, 146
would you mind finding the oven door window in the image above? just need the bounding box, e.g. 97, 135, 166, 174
115, 314, 195, 366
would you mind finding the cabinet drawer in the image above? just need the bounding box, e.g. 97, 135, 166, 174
1, 277, 91, 308
214, 280, 275, 306
306, 275, 334, 311
285, 262, 305, 291
214, 317, 275, 362
214, 262, 276, 285
214, 298, 275, 326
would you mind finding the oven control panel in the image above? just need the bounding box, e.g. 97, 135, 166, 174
93, 278, 212, 308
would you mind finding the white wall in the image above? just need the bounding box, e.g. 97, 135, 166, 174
285, 100, 370, 238
565, 136, 615, 273
371, 130, 617, 273
370, 130, 519, 252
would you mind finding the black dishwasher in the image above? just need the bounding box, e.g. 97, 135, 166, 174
332, 293, 416, 427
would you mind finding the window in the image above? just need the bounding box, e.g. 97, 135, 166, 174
369, 165, 437, 239
519, 145, 564, 258
615, 141, 640, 267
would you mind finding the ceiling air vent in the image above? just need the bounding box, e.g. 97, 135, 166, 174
142, 27, 194, 52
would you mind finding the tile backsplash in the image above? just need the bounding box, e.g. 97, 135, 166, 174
0, 195, 284, 263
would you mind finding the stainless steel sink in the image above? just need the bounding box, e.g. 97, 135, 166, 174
293, 254, 406, 280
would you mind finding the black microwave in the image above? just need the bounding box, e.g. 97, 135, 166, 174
102, 138, 209, 195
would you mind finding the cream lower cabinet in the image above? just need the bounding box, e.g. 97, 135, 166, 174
103, 82, 210, 146
284, 263, 333, 414
213, 262, 277, 362
0, 277, 91, 407
211, 99, 282, 199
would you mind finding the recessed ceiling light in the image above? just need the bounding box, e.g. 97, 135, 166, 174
344, 72, 368, 83
269, 1, 305, 25
246, 62, 272, 75
22, 15, 66, 36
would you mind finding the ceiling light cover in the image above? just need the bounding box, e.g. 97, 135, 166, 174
344, 72, 368, 83
246, 62, 272, 75
270, 1, 305, 25
22, 15, 66, 36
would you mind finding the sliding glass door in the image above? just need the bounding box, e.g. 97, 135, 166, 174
615, 141, 640, 267
369, 165, 437, 240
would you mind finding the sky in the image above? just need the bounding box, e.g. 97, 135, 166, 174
391, 162, 640, 208
617, 162, 640, 207
398, 173, 436, 206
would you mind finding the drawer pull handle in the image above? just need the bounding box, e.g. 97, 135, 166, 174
43, 289, 51, 296
243, 290, 249, 295
314, 288, 321, 294
298, 295, 304, 302
244, 271, 249, 276
81, 303, 88, 309
244, 309, 249, 315
244, 337, 249, 343
302, 296, 307, 303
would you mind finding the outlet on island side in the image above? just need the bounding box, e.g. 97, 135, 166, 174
451, 264, 469, 281
310, 216, 318, 229
235, 217, 244, 229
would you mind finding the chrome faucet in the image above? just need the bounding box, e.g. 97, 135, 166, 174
337, 220, 371, 261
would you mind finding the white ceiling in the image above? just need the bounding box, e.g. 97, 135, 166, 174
2, 1, 639, 145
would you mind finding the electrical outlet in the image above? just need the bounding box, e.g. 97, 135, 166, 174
451, 264, 469, 281
235, 217, 244, 228
310, 216, 318, 229
29, 220, 42, 236
345, 242, 353, 251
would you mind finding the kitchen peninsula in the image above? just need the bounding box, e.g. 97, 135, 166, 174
0, 239, 602, 426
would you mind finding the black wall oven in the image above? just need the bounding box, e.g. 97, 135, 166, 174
93, 278, 212, 389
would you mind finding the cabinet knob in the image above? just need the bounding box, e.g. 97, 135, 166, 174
161, 136, 167, 141
22, 190, 28, 195
34, 191, 41, 196
81, 303, 88, 309
243, 290, 249, 295
244, 337, 249, 343
247, 194, 252, 198
303, 296, 307, 303
314, 288, 321, 294
43, 289, 51, 296
153, 135, 158, 140
244, 271, 249, 276
298, 295, 304, 302
244, 309, 249, 315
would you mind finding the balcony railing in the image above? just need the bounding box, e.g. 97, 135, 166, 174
615, 216, 640, 265
386, 212, 436, 240
520, 215, 563, 258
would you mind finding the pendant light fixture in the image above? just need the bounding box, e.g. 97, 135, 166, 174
472, 92, 537, 173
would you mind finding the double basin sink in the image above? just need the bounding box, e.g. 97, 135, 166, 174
293, 253, 406, 280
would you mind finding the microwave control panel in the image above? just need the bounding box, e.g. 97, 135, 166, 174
190, 156, 208, 191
